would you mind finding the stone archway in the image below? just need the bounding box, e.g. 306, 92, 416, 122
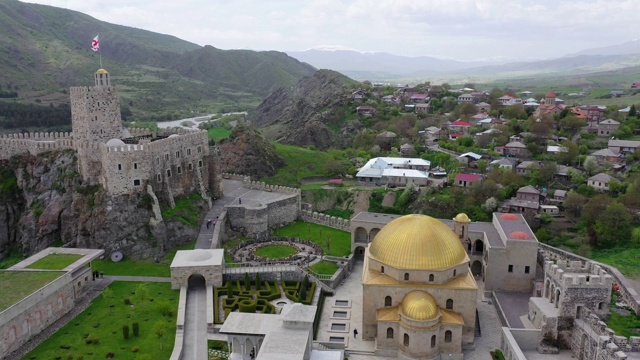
474, 240, 484, 254
471, 261, 483, 276
188, 273, 206, 289
355, 227, 368, 244
354, 246, 365, 262
579, 333, 589, 360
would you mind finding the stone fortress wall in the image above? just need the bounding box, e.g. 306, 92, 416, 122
571, 306, 640, 360
0, 70, 211, 204
545, 260, 613, 289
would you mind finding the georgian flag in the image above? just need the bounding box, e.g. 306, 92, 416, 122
91, 35, 99, 52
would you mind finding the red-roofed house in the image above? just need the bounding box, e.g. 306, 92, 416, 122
448, 120, 472, 134
632, 82, 640, 88
449, 133, 464, 140
454, 173, 482, 188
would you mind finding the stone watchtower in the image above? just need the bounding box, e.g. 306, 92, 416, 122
70, 69, 125, 182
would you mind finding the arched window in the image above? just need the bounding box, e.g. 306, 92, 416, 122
598, 302, 604, 310
385, 296, 392, 307
446, 299, 453, 310
445, 330, 452, 343
453, 269, 457, 277
404, 333, 410, 346
431, 335, 436, 348
386, 327, 394, 339
429, 274, 434, 282
381, 266, 385, 273
404, 273, 409, 281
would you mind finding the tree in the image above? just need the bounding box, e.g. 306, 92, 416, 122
123, 324, 130, 340
531, 162, 557, 187
556, 141, 579, 165
477, 159, 488, 173
482, 197, 498, 212
134, 284, 149, 310
562, 191, 587, 220
244, 273, 251, 291
581, 195, 614, 225
594, 202, 633, 248
583, 156, 600, 176
255, 273, 261, 291
559, 115, 585, 137
629, 104, 637, 118
503, 104, 528, 120
153, 321, 166, 349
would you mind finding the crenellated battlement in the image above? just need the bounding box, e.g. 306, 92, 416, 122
545, 260, 613, 288
299, 209, 350, 231
575, 307, 640, 355
243, 178, 301, 195
0, 134, 75, 160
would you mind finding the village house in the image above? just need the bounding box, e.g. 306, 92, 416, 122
597, 119, 620, 137
415, 103, 430, 113
382, 95, 399, 104
356, 157, 431, 185
457, 93, 476, 104
580, 105, 606, 129
587, 173, 614, 192
498, 185, 544, 219
453, 173, 482, 188
516, 160, 539, 175
356, 105, 377, 116
400, 143, 415, 156
497, 94, 520, 106
591, 148, 622, 164
550, 189, 567, 204
608, 139, 640, 155
448, 120, 472, 134
504, 141, 529, 157
457, 152, 482, 166
475, 102, 491, 112
490, 158, 516, 171
409, 93, 430, 103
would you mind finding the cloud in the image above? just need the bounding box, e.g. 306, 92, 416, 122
22, 0, 640, 59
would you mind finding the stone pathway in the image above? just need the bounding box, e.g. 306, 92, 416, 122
104, 275, 171, 282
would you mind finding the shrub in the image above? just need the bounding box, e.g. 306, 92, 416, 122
156, 301, 173, 317
59, 344, 71, 349
84, 336, 100, 345
67, 355, 73, 360
131, 346, 139, 352
132, 322, 139, 337
123, 324, 130, 340
238, 299, 256, 313
124, 298, 131, 305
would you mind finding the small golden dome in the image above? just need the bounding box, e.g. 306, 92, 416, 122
369, 214, 467, 270
454, 213, 470, 223
401, 291, 438, 321
96, 68, 108, 74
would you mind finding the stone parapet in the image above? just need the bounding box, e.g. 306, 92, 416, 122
299, 210, 350, 231
545, 260, 613, 288
243, 179, 301, 195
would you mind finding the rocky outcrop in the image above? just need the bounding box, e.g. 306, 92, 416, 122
248, 69, 359, 150
0, 151, 206, 260
216, 125, 285, 180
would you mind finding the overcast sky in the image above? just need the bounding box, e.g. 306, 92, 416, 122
25, 0, 640, 60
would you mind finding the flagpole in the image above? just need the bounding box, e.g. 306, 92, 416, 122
98, 33, 102, 68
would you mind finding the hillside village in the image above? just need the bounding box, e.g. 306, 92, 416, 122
335, 80, 640, 256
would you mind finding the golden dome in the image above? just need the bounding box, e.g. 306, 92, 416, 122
401, 291, 438, 321
369, 214, 467, 270
454, 213, 470, 223
96, 68, 109, 74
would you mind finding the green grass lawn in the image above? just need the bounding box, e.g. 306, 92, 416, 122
26, 254, 83, 270
23, 282, 178, 360
591, 245, 640, 279
207, 127, 232, 140
308, 260, 338, 275
274, 220, 351, 257
161, 193, 203, 228
93, 241, 196, 278
263, 143, 349, 187
254, 245, 298, 259
607, 310, 640, 338
0, 271, 64, 312
0, 253, 25, 269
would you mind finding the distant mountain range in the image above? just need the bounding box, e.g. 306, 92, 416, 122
287, 43, 640, 82
0, 0, 315, 119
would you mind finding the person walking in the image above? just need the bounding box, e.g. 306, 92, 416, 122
206, 219, 211, 229
353, 328, 358, 338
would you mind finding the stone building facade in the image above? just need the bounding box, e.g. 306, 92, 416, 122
0, 69, 212, 205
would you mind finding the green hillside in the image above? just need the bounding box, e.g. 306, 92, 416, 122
0, 0, 315, 127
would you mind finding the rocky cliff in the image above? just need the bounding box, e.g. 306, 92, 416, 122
0, 150, 206, 260
216, 124, 285, 180
248, 69, 360, 150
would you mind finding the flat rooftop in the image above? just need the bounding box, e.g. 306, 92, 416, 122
26, 253, 83, 270
9, 247, 105, 272
171, 249, 224, 268
0, 271, 64, 312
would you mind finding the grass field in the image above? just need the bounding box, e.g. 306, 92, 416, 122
207, 127, 232, 140
591, 245, 640, 279
93, 241, 196, 278
0, 271, 63, 312
0, 253, 26, 269
263, 143, 348, 187
607, 310, 640, 338
23, 282, 178, 360
254, 245, 298, 259
274, 221, 351, 257
161, 193, 203, 228
308, 260, 339, 276
27, 254, 83, 270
